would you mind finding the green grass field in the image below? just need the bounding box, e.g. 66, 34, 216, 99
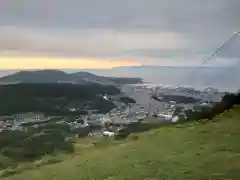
2, 107, 240, 180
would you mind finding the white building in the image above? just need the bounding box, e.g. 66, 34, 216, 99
102, 94, 109, 100
69, 108, 77, 112
157, 113, 173, 121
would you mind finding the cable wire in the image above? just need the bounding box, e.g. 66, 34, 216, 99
200, 31, 240, 67
179, 31, 240, 86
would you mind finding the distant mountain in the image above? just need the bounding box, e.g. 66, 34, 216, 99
0, 70, 142, 85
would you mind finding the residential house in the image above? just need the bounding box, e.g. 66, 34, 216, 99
14, 112, 45, 123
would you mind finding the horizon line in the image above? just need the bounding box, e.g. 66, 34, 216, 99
0, 65, 232, 71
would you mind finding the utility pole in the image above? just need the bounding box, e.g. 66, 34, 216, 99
148, 97, 152, 116
128, 104, 131, 114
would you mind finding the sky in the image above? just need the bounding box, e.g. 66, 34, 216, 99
0, 0, 240, 70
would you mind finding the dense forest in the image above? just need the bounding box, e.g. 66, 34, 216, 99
0, 83, 120, 115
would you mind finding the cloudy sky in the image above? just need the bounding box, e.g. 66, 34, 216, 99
0, 0, 240, 70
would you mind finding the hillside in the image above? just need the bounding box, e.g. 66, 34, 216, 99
0, 70, 142, 85
3, 106, 240, 180
0, 83, 120, 115
0, 70, 73, 84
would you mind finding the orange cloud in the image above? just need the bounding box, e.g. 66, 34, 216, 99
0, 56, 142, 69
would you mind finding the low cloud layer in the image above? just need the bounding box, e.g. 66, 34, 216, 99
0, 0, 240, 67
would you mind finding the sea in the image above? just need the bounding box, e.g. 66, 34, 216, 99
77, 66, 240, 93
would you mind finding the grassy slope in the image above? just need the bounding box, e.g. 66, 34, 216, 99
3, 107, 240, 180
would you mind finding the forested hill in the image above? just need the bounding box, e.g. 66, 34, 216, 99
0, 83, 120, 115
0, 70, 143, 85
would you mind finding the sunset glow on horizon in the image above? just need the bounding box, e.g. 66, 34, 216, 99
0, 56, 142, 70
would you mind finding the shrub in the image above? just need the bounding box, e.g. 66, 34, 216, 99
1, 130, 74, 161
120, 97, 136, 104
127, 134, 139, 141
0, 155, 17, 169
34, 157, 61, 167
0, 168, 17, 178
